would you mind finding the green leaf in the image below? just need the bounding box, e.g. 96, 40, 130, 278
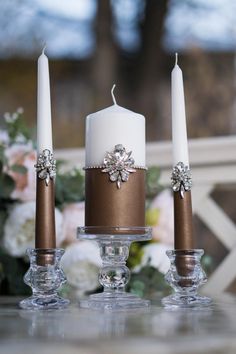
0, 174, 15, 199
55, 175, 65, 205
146, 166, 161, 199
127, 242, 144, 269
127, 265, 171, 297
0, 210, 7, 241
55, 169, 85, 206
56, 159, 67, 170
0, 249, 30, 295
6, 110, 31, 143
202, 254, 214, 276
0, 145, 7, 171
10, 164, 27, 174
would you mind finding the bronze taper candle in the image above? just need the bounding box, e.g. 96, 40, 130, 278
171, 162, 194, 249
35, 149, 56, 263
35, 149, 56, 248
161, 55, 209, 299
171, 162, 195, 279
171, 54, 194, 250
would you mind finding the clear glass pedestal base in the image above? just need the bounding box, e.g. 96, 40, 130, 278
19, 248, 70, 310
162, 294, 212, 309
77, 227, 152, 311
20, 294, 69, 310
162, 249, 212, 309
80, 291, 150, 310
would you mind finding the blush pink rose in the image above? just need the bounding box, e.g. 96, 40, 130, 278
62, 202, 85, 244
5, 143, 36, 202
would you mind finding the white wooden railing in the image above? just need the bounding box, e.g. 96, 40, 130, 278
55, 135, 236, 294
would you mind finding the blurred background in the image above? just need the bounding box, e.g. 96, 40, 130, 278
1, 0, 236, 146
0, 0, 236, 295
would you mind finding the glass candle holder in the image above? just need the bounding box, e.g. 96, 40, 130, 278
77, 226, 152, 310
19, 248, 70, 310
162, 249, 212, 308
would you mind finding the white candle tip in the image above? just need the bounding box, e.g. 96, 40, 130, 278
175, 53, 178, 66
111, 84, 117, 105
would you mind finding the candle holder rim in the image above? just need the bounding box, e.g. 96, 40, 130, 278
166, 249, 204, 257
26, 248, 65, 256
78, 226, 151, 232
77, 226, 152, 241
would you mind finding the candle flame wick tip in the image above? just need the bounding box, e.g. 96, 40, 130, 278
175, 52, 178, 66
42, 44, 47, 54
111, 84, 117, 105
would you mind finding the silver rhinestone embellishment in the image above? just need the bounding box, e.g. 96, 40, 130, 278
102, 144, 136, 189
35, 149, 56, 186
171, 162, 192, 198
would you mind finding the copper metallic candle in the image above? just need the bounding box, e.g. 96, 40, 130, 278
171, 156, 195, 278
171, 158, 194, 254
173, 188, 195, 280
34, 150, 57, 264
35, 149, 57, 249
35, 177, 56, 249
173, 190, 194, 250
35, 178, 56, 266
172, 185, 195, 280
85, 168, 146, 228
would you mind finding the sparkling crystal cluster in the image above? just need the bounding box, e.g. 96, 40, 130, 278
171, 162, 192, 198
35, 149, 56, 186
102, 144, 136, 189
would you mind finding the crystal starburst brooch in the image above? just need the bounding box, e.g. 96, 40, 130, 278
102, 144, 136, 189
35, 149, 56, 186
171, 162, 192, 198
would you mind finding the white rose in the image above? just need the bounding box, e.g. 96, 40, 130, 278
140, 243, 170, 274
3, 202, 64, 257
62, 241, 102, 295
62, 202, 85, 244
149, 189, 174, 245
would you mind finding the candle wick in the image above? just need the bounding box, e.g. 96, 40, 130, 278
111, 84, 117, 105
42, 44, 47, 55
175, 52, 178, 66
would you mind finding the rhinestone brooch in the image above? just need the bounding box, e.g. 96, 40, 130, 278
171, 162, 192, 198
35, 149, 56, 186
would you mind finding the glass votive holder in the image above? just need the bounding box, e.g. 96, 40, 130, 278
19, 248, 70, 310
162, 249, 212, 308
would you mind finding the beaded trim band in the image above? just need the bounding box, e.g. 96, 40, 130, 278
84, 165, 147, 170
84, 144, 147, 189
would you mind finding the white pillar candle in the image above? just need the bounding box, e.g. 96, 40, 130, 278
37, 47, 53, 155
85, 86, 146, 166
171, 53, 189, 166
